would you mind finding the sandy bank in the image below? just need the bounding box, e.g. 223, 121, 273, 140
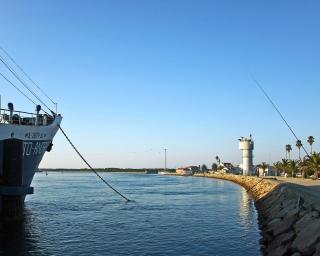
194, 173, 320, 256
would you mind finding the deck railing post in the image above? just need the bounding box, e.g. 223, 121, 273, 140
43, 114, 47, 126
8, 103, 13, 124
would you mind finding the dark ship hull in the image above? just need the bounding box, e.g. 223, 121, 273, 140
0, 114, 62, 220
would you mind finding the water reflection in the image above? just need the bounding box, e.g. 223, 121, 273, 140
239, 188, 257, 230
0, 208, 46, 256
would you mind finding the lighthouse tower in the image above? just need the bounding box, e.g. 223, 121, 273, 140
239, 135, 254, 176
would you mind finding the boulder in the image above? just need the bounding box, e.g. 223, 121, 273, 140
298, 207, 312, 218
274, 200, 299, 219
265, 218, 282, 234
264, 203, 282, 221
314, 243, 320, 256
273, 210, 298, 236
276, 230, 295, 246
291, 219, 320, 255
266, 245, 288, 256
294, 211, 319, 234
265, 230, 295, 256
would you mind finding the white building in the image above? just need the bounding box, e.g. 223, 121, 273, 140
257, 165, 275, 177
239, 136, 254, 176
176, 167, 193, 176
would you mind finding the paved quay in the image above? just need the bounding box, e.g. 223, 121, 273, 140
275, 177, 320, 190
273, 177, 320, 201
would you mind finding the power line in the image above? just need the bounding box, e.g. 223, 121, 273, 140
252, 77, 309, 156
0, 46, 56, 106
164, 148, 167, 171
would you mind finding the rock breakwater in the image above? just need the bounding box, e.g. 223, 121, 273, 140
194, 173, 320, 256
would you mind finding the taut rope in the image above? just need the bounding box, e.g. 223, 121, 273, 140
58, 125, 131, 202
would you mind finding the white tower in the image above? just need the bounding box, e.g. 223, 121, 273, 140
239, 135, 254, 176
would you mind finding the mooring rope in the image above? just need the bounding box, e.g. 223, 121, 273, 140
58, 125, 131, 202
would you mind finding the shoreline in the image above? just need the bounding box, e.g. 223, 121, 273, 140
38, 169, 176, 174
38, 170, 146, 174
194, 173, 320, 256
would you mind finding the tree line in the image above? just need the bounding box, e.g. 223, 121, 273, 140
261, 136, 320, 178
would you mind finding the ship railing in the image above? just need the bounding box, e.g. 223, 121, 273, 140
0, 108, 54, 126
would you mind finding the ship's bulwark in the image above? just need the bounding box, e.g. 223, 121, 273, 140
0, 114, 61, 221
0, 138, 52, 221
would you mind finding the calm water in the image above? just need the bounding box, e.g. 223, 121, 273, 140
0, 172, 261, 256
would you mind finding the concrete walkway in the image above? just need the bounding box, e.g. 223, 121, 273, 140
275, 176, 320, 189
274, 176, 320, 200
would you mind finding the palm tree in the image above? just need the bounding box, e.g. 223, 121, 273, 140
273, 161, 281, 176
211, 163, 218, 171
286, 144, 292, 160
307, 136, 315, 154
281, 158, 288, 176
259, 162, 268, 176
201, 164, 208, 172
296, 140, 303, 160
307, 152, 320, 179
299, 157, 309, 178
289, 160, 298, 177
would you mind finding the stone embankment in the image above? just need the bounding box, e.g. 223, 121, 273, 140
194, 173, 320, 256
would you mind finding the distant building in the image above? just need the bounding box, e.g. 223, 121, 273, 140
216, 162, 239, 174
256, 165, 275, 177
176, 167, 193, 176
222, 162, 233, 172
186, 166, 200, 173
145, 169, 158, 174
232, 165, 242, 175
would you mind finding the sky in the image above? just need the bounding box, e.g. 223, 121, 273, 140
0, 0, 320, 168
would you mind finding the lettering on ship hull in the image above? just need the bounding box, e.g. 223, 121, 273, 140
22, 141, 51, 156
24, 132, 47, 139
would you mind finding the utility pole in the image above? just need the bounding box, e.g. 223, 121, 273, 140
164, 148, 167, 172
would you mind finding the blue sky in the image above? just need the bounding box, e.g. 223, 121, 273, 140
0, 0, 320, 168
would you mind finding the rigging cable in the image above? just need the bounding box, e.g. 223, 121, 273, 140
0, 54, 54, 113
252, 77, 309, 156
0, 71, 38, 106
0, 47, 129, 201
0, 46, 56, 106
58, 125, 131, 202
